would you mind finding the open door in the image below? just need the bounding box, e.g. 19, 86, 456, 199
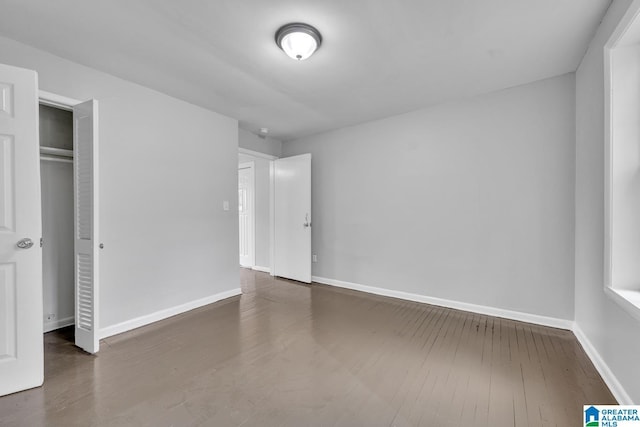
273, 153, 311, 283
73, 100, 99, 354
0, 63, 43, 396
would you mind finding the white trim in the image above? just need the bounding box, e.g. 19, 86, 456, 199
239, 147, 278, 160
603, 0, 640, 320
43, 316, 74, 333
312, 275, 573, 330
99, 288, 242, 339
604, 0, 640, 50
38, 90, 81, 110
252, 265, 271, 273
269, 159, 275, 276
604, 287, 640, 323
604, 34, 613, 291
573, 323, 633, 404
40, 147, 73, 158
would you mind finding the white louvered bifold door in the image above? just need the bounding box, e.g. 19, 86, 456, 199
73, 100, 99, 354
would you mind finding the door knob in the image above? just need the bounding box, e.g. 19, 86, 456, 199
16, 238, 34, 249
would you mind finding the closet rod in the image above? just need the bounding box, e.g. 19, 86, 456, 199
40, 155, 73, 164
40, 147, 73, 158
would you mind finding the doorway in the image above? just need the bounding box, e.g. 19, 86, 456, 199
238, 148, 277, 274
39, 104, 74, 334
238, 161, 255, 268
39, 90, 101, 355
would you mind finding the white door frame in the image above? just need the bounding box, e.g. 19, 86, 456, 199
39, 90, 81, 112
238, 161, 255, 268
38, 90, 100, 353
237, 148, 277, 275
270, 159, 275, 276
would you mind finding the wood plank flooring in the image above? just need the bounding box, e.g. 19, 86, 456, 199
0, 269, 616, 426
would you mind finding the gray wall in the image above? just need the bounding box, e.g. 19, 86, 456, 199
283, 74, 576, 321
39, 105, 72, 150
575, 0, 640, 403
239, 128, 282, 157
0, 36, 239, 331
40, 159, 74, 331
239, 152, 271, 269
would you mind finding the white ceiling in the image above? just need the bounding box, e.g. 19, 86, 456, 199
0, 0, 611, 141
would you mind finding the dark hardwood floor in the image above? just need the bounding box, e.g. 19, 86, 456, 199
0, 269, 615, 426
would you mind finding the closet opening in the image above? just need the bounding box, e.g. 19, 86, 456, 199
39, 103, 74, 338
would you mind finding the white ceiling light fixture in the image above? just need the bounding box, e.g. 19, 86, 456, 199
275, 23, 322, 61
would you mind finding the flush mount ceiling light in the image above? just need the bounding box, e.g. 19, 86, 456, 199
275, 23, 322, 61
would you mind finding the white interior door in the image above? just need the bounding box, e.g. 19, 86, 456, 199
73, 100, 99, 354
0, 63, 43, 396
273, 154, 311, 283
238, 162, 254, 267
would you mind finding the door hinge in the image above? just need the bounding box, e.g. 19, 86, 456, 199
40, 237, 44, 247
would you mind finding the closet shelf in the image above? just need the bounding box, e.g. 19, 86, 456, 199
41, 155, 73, 164
40, 147, 73, 158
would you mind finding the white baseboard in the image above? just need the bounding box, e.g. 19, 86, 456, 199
252, 265, 271, 273
311, 276, 573, 330
572, 323, 633, 404
44, 316, 74, 333
99, 288, 242, 339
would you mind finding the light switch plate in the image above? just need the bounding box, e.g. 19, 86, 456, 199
223, 200, 230, 211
